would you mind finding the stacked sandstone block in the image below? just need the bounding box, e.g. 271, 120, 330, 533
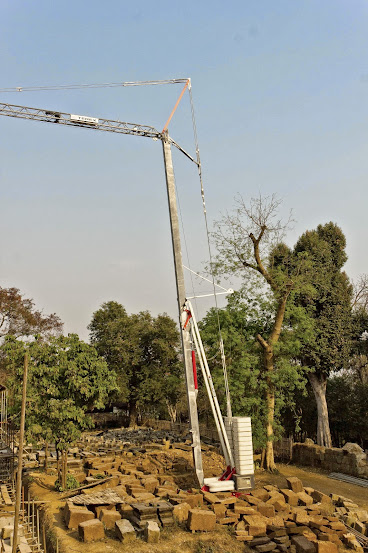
64, 452, 368, 552
171, 476, 365, 553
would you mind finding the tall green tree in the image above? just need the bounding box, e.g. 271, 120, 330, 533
3, 333, 117, 484
88, 302, 182, 424
292, 223, 353, 447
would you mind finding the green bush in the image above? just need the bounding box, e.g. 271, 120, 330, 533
54, 473, 79, 492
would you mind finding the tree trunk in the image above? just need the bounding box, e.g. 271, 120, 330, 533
129, 402, 138, 427
44, 442, 48, 472
166, 401, 177, 423
56, 447, 61, 482
308, 372, 332, 448
257, 336, 277, 471
61, 450, 67, 490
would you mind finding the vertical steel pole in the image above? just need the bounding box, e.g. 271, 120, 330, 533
12, 353, 28, 553
162, 132, 204, 486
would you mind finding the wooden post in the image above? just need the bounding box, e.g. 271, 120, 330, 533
36, 505, 40, 549
42, 523, 47, 553
12, 353, 28, 553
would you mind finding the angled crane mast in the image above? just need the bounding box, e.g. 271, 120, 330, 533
0, 93, 205, 485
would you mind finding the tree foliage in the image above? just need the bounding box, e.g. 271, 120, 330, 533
88, 302, 182, 424
2, 333, 117, 450
291, 222, 353, 447
0, 287, 62, 339
199, 289, 307, 450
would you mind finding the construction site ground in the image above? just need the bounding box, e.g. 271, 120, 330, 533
24, 434, 368, 553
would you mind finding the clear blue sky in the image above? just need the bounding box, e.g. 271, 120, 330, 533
1, 1, 368, 339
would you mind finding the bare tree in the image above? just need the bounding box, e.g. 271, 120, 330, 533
212, 195, 294, 471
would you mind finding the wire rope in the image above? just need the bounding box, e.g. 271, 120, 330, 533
188, 83, 233, 419
0, 79, 189, 93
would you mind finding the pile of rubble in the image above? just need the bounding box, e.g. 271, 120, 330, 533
22, 428, 189, 471
62, 452, 368, 551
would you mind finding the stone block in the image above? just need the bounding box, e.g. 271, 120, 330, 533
287, 478, 304, 494
173, 502, 191, 522
267, 493, 286, 506
234, 503, 257, 515
202, 491, 220, 504
144, 520, 160, 543
99, 508, 121, 529
291, 535, 315, 553
93, 504, 115, 517
185, 493, 203, 508
65, 504, 95, 530
141, 478, 159, 493
255, 543, 277, 552
115, 519, 136, 543
297, 492, 314, 506
342, 532, 364, 553
118, 503, 134, 519
187, 509, 216, 532
252, 489, 271, 502
294, 511, 311, 525
243, 515, 267, 536
353, 520, 366, 535
211, 503, 227, 519
281, 489, 299, 506
354, 510, 368, 523
312, 490, 332, 504
316, 540, 338, 553
250, 536, 271, 546
78, 519, 105, 542
258, 502, 276, 518
219, 515, 239, 525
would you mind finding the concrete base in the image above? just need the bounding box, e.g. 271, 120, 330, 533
233, 473, 255, 491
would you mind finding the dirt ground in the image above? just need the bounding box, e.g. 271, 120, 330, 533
27, 451, 368, 553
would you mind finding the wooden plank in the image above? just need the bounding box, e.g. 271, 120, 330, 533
1, 485, 13, 506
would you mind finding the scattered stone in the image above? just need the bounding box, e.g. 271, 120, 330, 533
187, 509, 216, 532
297, 492, 314, 506
258, 503, 276, 518
281, 489, 299, 506
98, 508, 121, 529
212, 503, 227, 519
78, 519, 105, 542
286, 478, 304, 494
144, 520, 160, 543
252, 489, 271, 502
173, 502, 191, 522
243, 515, 267, 536
185, 493, 203, 508
115, 519, 136, 543
291, 535, 315, 553
315, 540, 338, 553
64, 503, 95, 530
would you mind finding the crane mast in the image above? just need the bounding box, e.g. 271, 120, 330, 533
0, 99, 205, 485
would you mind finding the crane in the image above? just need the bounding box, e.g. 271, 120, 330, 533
0, 95, 255, 491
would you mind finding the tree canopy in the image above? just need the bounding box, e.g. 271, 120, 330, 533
2, 333, 117, 449
88, 302, 182, 424
291, 222, 353, 447
0, 287, 62, 340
